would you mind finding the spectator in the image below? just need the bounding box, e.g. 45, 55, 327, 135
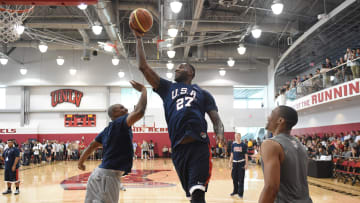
141, 140, 149, 160
321, 63, 331, 88
32, 142, 41, 164
133, 142, 137, 159
355, 130, 360, 143
344, 48, 354, 81
149, 140, 155, 159
351, 49, 359, 78
334, 59, 344, 84
162, 145, 169, 158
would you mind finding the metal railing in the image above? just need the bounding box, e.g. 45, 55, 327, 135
285, 57, 360, 100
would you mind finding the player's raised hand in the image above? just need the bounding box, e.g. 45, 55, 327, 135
78, 163, 86, 171
130, 80, 146, 92
130, 23, 144, 37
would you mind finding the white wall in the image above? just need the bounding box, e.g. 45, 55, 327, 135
295, 97, 360, 129
0, 86, 268, 133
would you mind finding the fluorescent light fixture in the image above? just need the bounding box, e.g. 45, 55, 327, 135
92, 21, 103, 35
251, 25, 262, 39
166, 72, 173, 79
167, 50, 176, 58
168, 27, 178, 38
20, 68, 27, 75
166, 61, 174, 70
227, 57, 235, 67
77, 3, 88, 10
56, 56, 65, 66
170, 1, 183, 13
112, 56, 120, 66
38, 42, 48, 53
237, 44, 246, 55
271, 0, 284, 15
219, 69, 226, 76
118, 70, 125, 78
14, 23, 25, 35
0, 56, 8, 65
69, 68, 77, 76
104, 43, 114, 52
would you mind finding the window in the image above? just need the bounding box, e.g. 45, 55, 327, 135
233, 87, 265, 109
0, 88, 5, 109
120, 87, 162, 109
234, 127, 266, 140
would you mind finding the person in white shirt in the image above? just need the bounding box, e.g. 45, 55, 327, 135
55, 142, 61, 161
32, 142, 41, 164
355, 130, 360, 143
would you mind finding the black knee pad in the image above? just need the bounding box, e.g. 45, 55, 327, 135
191, 189, 205, 203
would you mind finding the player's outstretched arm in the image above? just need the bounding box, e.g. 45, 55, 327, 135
208, 110, 224, 144
258, 140, 281, 203
78, 141, 102, 171
132, 30, 160, 89
126, 80, 147, 127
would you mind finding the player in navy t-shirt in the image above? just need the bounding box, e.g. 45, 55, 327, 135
133, 29, 224, 203
0, 139, 21, 195
78, 80, 147, 203
229, 133, 248, 198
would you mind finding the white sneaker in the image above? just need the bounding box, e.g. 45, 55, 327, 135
14, 189, 20, 195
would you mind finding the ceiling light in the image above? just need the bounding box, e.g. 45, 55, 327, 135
77, 3, 88, 10
112, 56, 120, 66
237, 44, 246, 55
20, 68, 27, 75
56, 56, 65, 66
14, 23, 25, 35
166, 72, 173, 79
118, 70, 125, 78
271, 0, 284, 15
227, 57, 235, 67
168, 27, 178, 38
69, 68, 77, 76
92, 21, 103, 35
170, 1, 183, 13
167, 50, 176, 58
0, 56, 8, 65
219, 69, 226, 76
166, 61, 174, 70
251, 25, 262, 39
104, 43, 114, 52
38, 42, 48, 53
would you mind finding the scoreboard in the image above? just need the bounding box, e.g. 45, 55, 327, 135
64, 114, 96, 127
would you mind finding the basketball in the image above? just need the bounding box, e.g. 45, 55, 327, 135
129, 8, 153, 33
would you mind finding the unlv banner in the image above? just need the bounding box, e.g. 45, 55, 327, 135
51, 89, 83, 107
288, 79, 360, 111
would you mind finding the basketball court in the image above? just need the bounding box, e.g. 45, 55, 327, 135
1, 0, 360, 203
0, 159, 358, 203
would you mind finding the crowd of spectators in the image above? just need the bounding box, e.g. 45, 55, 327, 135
296, 130, 360, 159
0, 139, 102, 169
276, 48, 360, 105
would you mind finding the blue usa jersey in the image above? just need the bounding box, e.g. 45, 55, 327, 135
154, 78, 218, 148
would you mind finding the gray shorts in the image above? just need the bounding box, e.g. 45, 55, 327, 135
85, 167, 124, 203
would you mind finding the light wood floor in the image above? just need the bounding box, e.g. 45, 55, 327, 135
0, 158, 359, 203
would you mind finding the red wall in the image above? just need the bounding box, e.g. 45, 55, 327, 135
291, 122, 360, 137
0, 132, 236, 157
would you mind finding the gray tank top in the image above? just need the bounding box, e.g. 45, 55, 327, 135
263, 133, 313, 203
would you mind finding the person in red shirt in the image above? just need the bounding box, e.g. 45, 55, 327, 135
79, 141, 86, 155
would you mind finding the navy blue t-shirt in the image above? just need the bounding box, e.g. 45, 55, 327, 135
2, 147, 20, 170
95, 114, 133, 173
231, 142, 248, 161
154, 78, 218, 148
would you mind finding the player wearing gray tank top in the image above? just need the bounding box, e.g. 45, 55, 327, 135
259, 106, 312, 203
